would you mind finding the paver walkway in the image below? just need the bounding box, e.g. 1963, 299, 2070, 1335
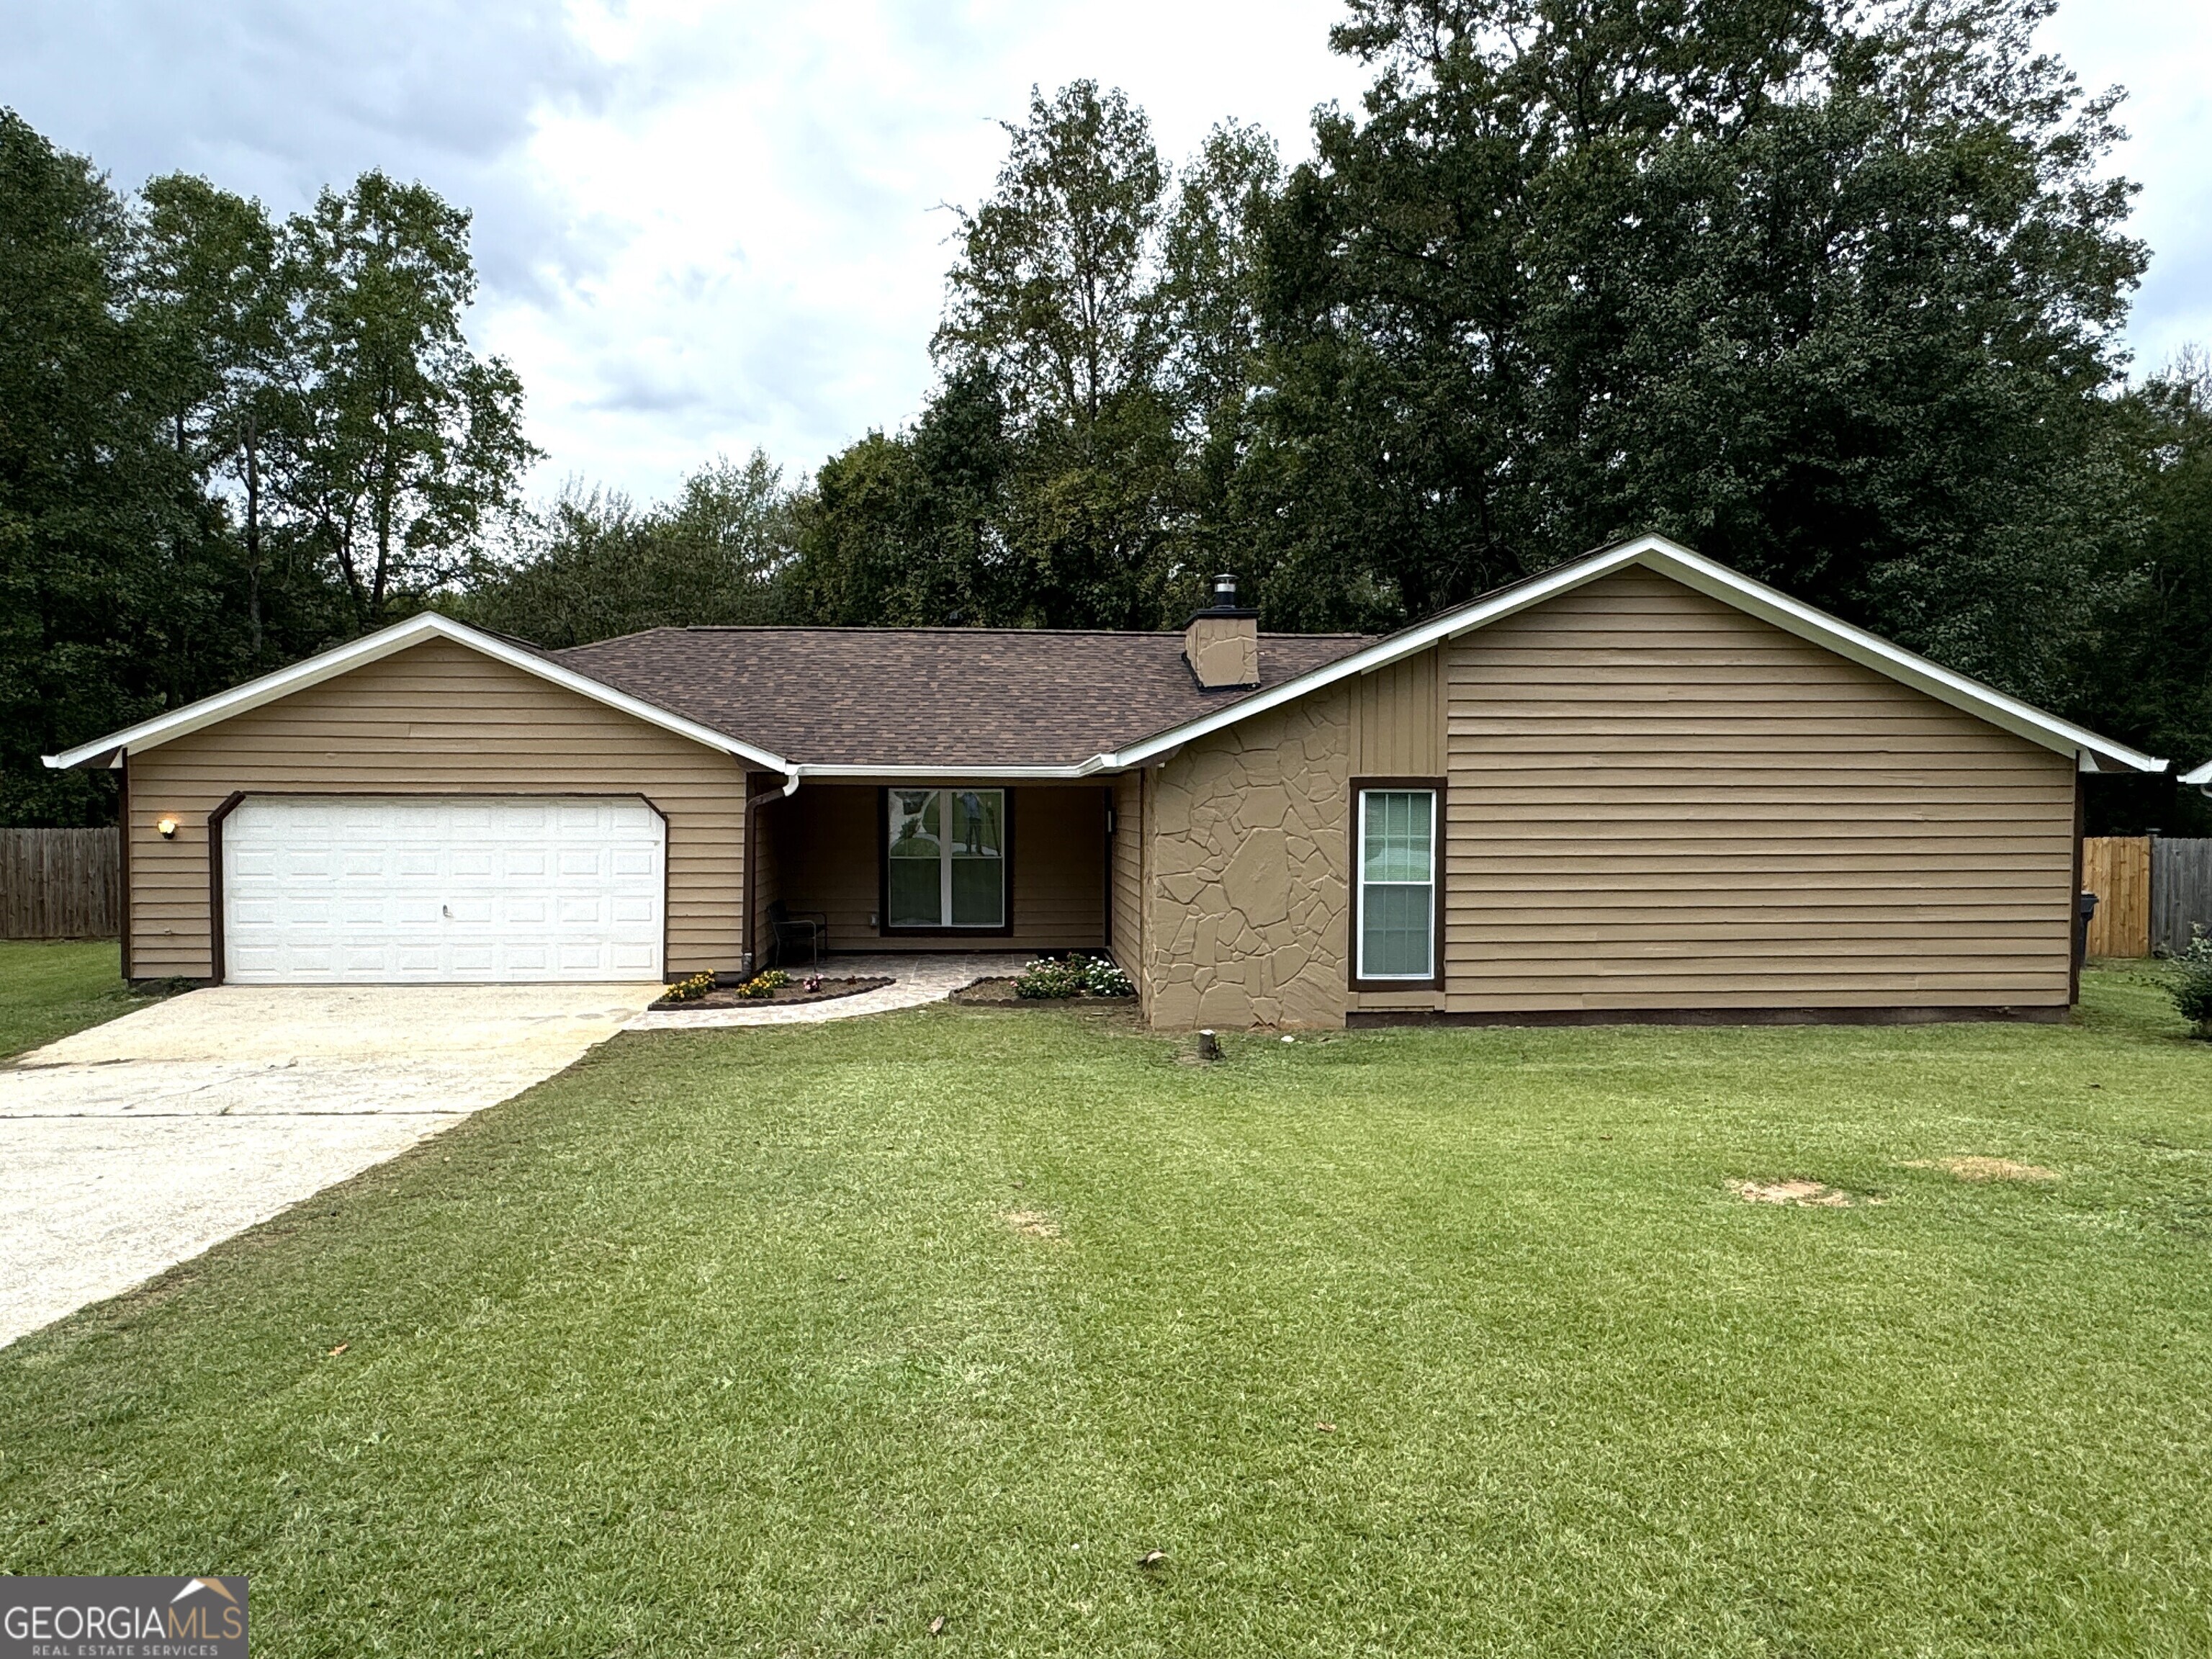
626, 953, 1032, 1029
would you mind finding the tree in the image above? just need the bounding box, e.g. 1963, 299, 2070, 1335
1160, 122, 1281, 440
137, 166, 312, 663
927, 82, 1189, 628
459, 451, 797, 647
0, 112, 182, 824
282, 171, 536, 629
2070, 353, 2212, 827
1159, 122, 1285, 594
1249, 0, 2148, 687
938, 81, 1166, 434
783, 367, 1015, 627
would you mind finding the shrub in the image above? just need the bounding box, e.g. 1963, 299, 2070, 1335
2173, 927, 2212, 1038
1082, 957, 1134, 997
1015, 955, 1134, 999
1015, 958, 1085, 999
734, 968, 791, 999
662, 971, 716, 1003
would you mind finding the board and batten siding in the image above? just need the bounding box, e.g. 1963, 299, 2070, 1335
1352, 649, 1444, 777
1440, 565, 2077, 1012
123, 636, 750, 979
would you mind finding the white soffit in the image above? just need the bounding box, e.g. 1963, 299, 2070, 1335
43, 612, 793, 774
2181, 760, 2212, 786
1103, 535, 2166, 775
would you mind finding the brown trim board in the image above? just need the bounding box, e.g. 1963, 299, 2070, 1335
1346, 776, 1447, 993
206, 790, 248, 984
117, 750, 132, 981
1348, 1004, 2072, 1030
639, 793, 671, 981
1100, 783, 1114, 955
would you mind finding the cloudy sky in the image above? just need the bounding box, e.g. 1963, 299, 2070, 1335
5, 1, 2206, 504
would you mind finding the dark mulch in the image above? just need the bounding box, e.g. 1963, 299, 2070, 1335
650, 976, 892, 1012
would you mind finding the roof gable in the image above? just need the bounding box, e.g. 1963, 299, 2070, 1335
43, 613, 793, 773
1103, 536, 2165, 775
45, 536, 2161, 779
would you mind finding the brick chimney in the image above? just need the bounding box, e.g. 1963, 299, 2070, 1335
1184, 573, 1259, 690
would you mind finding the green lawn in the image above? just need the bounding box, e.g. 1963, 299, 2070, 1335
2, 974, 2208, 1656
0, 938, 170, 1058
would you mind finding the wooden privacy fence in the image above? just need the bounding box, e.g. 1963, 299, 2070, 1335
0, 827, 121, 939
2152, 837, 2212, 957
2082, 835, 2212, 958
2082, 836, 2152, 958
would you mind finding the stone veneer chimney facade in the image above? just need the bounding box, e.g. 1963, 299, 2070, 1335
1184, 573, 1260, 690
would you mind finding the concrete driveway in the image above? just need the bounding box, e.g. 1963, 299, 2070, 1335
0, 984, 660, 1350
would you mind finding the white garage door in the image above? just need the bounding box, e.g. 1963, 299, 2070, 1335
221, 795, 665, 984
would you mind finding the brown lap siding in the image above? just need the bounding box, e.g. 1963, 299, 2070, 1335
122, 637, 750, 979
1441, 567, 2077, 1012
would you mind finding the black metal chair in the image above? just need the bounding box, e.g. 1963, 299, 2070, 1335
765, 899, 829, 969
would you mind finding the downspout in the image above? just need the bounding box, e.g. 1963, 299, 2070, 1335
742, 768, 801, 976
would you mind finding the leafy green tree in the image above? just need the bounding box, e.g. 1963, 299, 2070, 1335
1159, 122, 1285, 595
2071, 353, 2212, 824
0, 112, 184, 823
791, 93, 1303, 634
939, 81, 1166, 433
930, 81, 1188, 628
459, 451, 797, 647
135, 173, 336, 673
1249, 0, 2147, 687
783, 368, 1015, 627
282, 171, 537, 629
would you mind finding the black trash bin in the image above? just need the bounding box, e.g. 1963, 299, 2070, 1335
2077, 889, 2098, 968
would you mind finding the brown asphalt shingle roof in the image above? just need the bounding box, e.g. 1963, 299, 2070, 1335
554, 626, 1375, 768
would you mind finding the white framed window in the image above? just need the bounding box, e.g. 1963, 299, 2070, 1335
1357, 787, 1437, 981
886, 788, 1007, 929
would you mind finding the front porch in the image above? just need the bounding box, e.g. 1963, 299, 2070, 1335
748, 782, 1116, 970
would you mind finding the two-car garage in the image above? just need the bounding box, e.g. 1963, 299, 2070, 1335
69, 616, 772, 987
217, 796, 667, 984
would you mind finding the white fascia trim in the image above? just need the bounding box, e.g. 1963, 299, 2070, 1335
795, 763, 1112, 781
1097, 534, 2166, 775
1101, 543, 1653, 769
43, 611, 793, 775
1633, 539, 2166, 775
2181, 760, 2212, 786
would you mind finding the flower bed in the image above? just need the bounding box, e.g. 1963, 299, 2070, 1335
648, 974, 893, 1012
952, 955, 1136, 1007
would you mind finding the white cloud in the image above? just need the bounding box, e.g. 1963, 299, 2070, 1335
3, 0, 2204, 503
2041, 0, 2212, 378
479, 0, 1371, 498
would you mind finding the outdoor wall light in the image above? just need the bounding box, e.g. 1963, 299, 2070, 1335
156, 817, 180, 839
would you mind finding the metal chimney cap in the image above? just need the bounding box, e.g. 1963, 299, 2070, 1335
1209, 573, 1239, 609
